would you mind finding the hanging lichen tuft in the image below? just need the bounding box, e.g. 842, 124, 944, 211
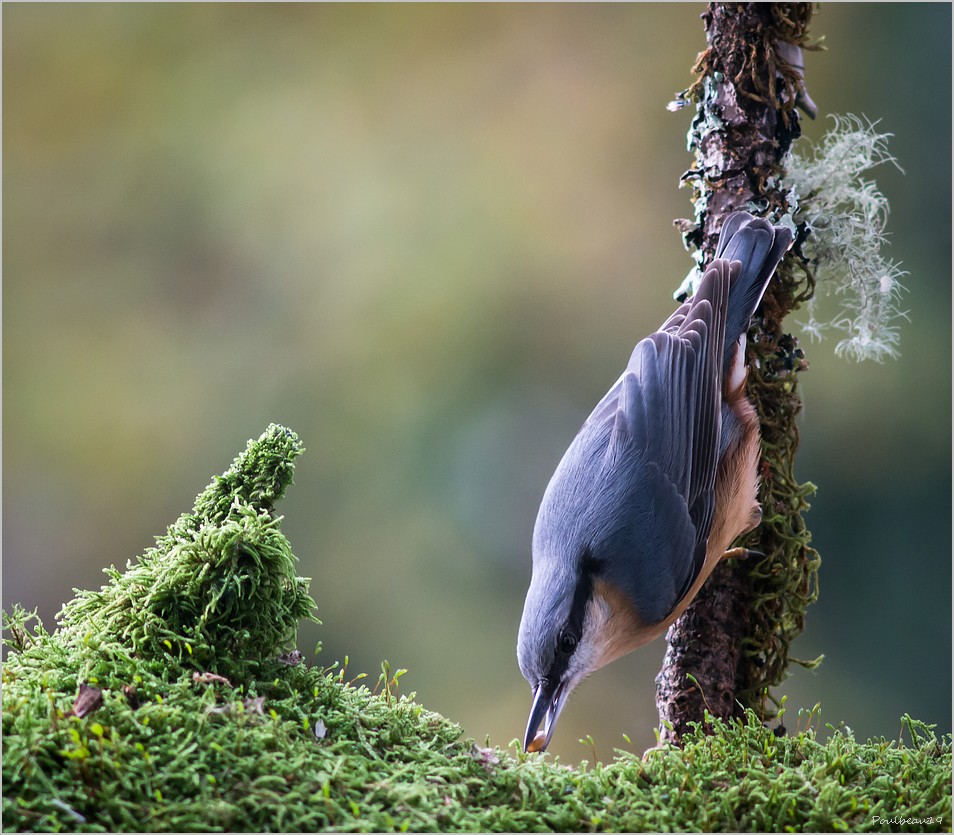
656, 2, 823, 742
782, 114, 908, 362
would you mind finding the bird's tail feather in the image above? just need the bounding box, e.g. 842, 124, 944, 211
714, 212, 794, 372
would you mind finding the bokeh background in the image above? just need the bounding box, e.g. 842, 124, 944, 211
4, 4, 950, 762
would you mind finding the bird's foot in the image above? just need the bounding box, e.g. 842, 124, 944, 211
722, 547, 765, 561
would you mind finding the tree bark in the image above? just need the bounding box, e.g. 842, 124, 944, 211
656, 2, 821, 744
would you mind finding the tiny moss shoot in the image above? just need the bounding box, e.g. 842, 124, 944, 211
3, 426, 950, 832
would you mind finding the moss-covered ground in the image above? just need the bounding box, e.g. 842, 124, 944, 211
3, 426, 950, 832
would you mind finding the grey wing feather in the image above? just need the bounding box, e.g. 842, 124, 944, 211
665, 211, 793, 374
714, 211, 750, 254
584, 263, 730, 617
553, 212, 790, 621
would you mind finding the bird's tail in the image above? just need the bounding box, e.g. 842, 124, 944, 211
714, 212, 794, 374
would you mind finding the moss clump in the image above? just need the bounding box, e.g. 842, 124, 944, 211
3, 425, 950, 832
53, 423, 316, 689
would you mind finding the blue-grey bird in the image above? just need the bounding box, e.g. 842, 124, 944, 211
517, 212, 793, 753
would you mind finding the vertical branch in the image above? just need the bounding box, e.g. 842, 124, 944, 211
655, 2, 822, 743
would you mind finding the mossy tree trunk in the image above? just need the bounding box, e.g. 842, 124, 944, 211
655, 2, 821, 744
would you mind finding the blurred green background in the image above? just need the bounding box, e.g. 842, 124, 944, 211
4, 4, 950, 762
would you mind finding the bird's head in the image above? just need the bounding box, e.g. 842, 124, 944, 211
516, 547, 646, 753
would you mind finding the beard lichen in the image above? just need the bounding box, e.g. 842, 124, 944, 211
782, 113, 908, 362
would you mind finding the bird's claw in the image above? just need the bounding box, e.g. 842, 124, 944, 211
722, 547, 765, 561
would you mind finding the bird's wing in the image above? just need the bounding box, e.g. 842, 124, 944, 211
586, 269, 717, 432
583, 261, 733, 619
657, 297, 692, 336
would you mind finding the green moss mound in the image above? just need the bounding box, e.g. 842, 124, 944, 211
3, 426, 951, 832
55, 422, 315, 684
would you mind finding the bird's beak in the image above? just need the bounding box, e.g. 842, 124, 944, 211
523, 680, 567, 753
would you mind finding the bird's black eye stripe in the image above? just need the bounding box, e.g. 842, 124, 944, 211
580, 547, 601, 577
558, 629, 578, 655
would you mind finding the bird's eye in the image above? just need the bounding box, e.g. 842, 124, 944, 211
558, 629, 578, 655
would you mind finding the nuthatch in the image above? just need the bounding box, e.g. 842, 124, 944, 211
517, 212, 793, 753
